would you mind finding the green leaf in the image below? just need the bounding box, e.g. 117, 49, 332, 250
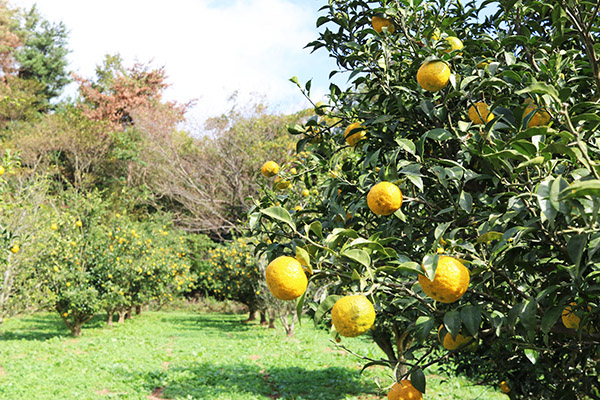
313, 295, 342, 327
421, 253, 439, 279
444, 310, 461, 339
550, 176, 569, 213
537, 179, 557, 224
410, 369, 426, 394
396, 138, 416, 155
560, 180, 600, 199
524, 349, 539, 364
477, 231, 503, 244
541, 305, 563, 334
459, 191, 473, 213
461, 305, 481, 336
306, 221, 323, 239
359, 360, 391, 375
516, 82, 560, 103
515, 156, 545, 172
520, 299, 537, 332
261, 206, 296, 231
295, 247, 311, 274
426, 128, 453, 140
341, 249, 371, 269
568, 234, 587, 270
415, 316, 435, 343
296, 291, 306, 325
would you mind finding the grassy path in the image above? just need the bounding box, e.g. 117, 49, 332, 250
0, 311, 507, 399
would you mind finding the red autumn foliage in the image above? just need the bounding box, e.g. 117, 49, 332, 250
75, 62, 189, 131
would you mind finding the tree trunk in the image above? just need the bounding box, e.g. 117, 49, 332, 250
268, 316, 276, 329
125, 306, 133, 319
118, 309, 126, 323
260, 310, 267, 326
106, 310, 114, 326
135, 305, 142, 315
243, 309, 257, 323
71, 323, 83, 337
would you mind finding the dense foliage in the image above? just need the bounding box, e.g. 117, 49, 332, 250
249, 1, 600, 399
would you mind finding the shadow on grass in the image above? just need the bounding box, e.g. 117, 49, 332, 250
135, 362, 379, 400
162, 313, 259, 334
0, 313, 108, 341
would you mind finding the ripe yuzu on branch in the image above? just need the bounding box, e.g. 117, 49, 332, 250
331, 295, 376, 337
417, 60, 451, 92
418, 256, 470, 303
367, 182, 403, 216
387, 379, 423, 400
265, 256, 308, 300
261, 161, 279, 177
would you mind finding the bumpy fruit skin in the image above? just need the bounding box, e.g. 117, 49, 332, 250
438, 325, 472, 350
331, 295, 375, 337
261, 161, 280, 177
265, 256, 308, 300
441, 36, 463, 53
500, 381, 510, 394
367, 182, 403, 216
417, 61, 451, 92
468, 102, 494, 125
344, 122, 367, 147
371, 16, 395, 33
523, 99, 551, 127
418, 256, 470, 303
387, 379, 423, 400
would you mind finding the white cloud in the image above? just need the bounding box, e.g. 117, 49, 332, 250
9, 0, 338, 125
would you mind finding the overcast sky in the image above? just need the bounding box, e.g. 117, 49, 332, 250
9, 0, 339, 126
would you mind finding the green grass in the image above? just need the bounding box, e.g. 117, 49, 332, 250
0, 310, 508, 399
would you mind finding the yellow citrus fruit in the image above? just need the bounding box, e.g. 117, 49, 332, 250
441, 36, 463, 53
372, 16, 395, 34
562, 302, 594, 332
438, 325, 472, 350
500, 381, 510, 394
301, 189, 310, 197
430, 28, 441, 41
387, 379, 423, 400
417, 61, 451, 92
468, 102, 494, 125
265, 256, 308, 300
261, 161, 280, 177
476, 60, 490, 69
294, 205, 302, 212
418, 256, 470, 303
0, 165, 4, 175
274, 177, 292, 190
523, 99, 551, 127
290, 167, 297, 174
10, 244, 19, 254
75, 220, 83, 227
367, 182, 403, 216
344, 122, 367, 146
51, 223, 58, 231
331, 295, 376, 337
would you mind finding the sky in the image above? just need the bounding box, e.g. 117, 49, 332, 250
9, 0, 339, 127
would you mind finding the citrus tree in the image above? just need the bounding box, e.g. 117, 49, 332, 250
249, 1, 600, 399
205, 238, 264, 319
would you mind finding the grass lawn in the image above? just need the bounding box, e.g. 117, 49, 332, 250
0, 309, 508, 399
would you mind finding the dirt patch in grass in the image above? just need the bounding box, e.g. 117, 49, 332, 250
148, 387, 167, 400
